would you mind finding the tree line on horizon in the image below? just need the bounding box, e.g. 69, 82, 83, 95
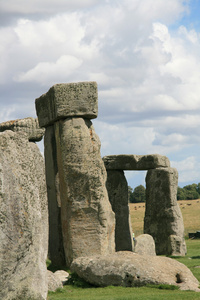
128, 183, 200, 203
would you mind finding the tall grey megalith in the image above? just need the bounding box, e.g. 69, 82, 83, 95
35, 82, 115, 267
106, 170, 133, 251
44, 125, 66, 266
0, 117, 65, 266
144, 167, 186, 256
0, 129, 48, 300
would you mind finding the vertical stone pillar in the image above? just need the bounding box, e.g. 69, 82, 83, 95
0, 129, 48, 300
36, 82, 115, 267
106, 170, 133, 251
144, 167, 186, 256
44, 125, 65, 266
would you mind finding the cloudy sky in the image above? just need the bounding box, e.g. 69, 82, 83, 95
1, 0, 200, 189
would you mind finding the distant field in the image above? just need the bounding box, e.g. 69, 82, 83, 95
129, 199, 200, 238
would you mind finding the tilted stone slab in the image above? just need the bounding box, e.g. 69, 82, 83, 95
0, 131, 48, 300
103, 154, 170, 170
35, 81, 98, 128
144, 167, 186, 256
106, 170, 133, 252
54, 117, 115, 267
71, 252, 200, 291
0, 117, 45, 142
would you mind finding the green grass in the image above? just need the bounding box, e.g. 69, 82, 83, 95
48, 284, 200, 300
47, 239, 200, 300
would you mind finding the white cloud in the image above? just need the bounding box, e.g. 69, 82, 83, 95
15, 55, 83, 85
94, 120, 160, 156
171, 157, 200, 184
1, 0, 200, 188
122, 0, 189, 24
0, 0, 99, 14
0, 106, 16, 122
0, 13, 100, 85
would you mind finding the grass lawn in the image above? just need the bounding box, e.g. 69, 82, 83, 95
48, 282, 200, 300
48, 200, 200, 300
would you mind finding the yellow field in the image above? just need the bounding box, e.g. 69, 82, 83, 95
129, 199, 200, 238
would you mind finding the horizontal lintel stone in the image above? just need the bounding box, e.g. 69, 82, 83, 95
35, 81, 98, 128
103, 154, 170, 170
0, 117, 45, 142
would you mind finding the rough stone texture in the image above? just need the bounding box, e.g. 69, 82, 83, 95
47, 270, 69, 292
144, 167, 186, 256
35, 81, 98, 128
55, 117, 115, 267
44, 125, 65, 266
106, 170, 133, 251
47, 270, 63, 292
0, 117, 45, 141
168, 235, 187, 256
103, 154, 170, 170
54, 270, 69, 285
0, 131, 48, 300
134, 234, 156, 256
71, 252, 200, 291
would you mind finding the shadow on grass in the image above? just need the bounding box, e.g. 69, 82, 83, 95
66, 272, 95, 288
146, 284, 179, 290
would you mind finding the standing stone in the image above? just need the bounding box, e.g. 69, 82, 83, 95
134, 234, 156, 256
106, 170, 133, 251
35, 82, 115, 267
55, 118, 115, 266
44, 125, 65, 266
144, 167, 186, 256
0, 131, 48, 300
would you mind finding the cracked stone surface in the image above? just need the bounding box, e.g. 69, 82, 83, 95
0, 131, 48, 300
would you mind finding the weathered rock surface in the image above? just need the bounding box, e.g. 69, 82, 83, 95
54, 117, 115, 267
35, 81, 98, 128
144, 167, 186, 256
168, 235, 187, 256
35, 82, 115, 268
106, 170, 133, 251
71, 252, 200, 291
0, 131, 48, 300
47, 270, 63, 292
54, 270, 69, 285
0, 117, 45, 141
47, 270, 69, 292
134, 234, 156, 256
44, 125, 65, 266
103, 154, 170, 170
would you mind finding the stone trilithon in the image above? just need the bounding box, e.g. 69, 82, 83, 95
35, 82, 115, 267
